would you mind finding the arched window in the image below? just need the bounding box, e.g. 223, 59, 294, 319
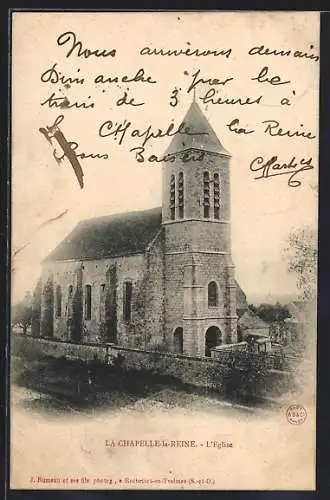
55, 285, 62, 317
170, 174, 175, 220
123, 281, 133, 322
84, 285, 92, 320
214, 173, 220, 219
203, 171, 210, 218
178, 172, 184, 219
208, 281, 218, 307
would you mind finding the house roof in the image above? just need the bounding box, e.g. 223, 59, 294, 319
45, 207, 162, 262
236, 283, 248, 313
165, 101, 230, 156
238, 309, 269, 330
244, 330, 269, 339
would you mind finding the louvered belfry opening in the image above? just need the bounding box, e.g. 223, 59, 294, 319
214, 173, 220, 219
170, 174, 175, 220
178, 172, 184, 219
203, 171, 210, 218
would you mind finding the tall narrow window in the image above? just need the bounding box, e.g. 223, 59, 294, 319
84, 285, 92, 320
178, 172, 184, 219
123, 281, 133, 322
99, 284, 106, 323
203, 171, 210, 218
55, 285, 62, 317
170, 174, 175, 220
214, 173, 220, 219
208, 281, 218, 307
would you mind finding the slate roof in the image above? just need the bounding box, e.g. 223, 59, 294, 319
165, 101, 230, 156
45, 207, 162, 262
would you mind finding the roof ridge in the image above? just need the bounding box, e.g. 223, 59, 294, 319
80, 206, 162, 225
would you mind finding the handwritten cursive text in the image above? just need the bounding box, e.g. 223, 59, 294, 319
57, 31, 116, 59
250, 155, 314, 187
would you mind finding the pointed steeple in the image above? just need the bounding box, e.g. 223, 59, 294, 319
165, 101, 230, 156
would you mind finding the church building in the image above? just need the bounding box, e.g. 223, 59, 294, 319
39, 100, 247, 357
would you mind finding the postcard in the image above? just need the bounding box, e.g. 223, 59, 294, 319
10, 10, 318, 490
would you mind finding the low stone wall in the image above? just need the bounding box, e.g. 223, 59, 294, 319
11, 335, 291, 396
211, 342, 248, 361
107, 344, 230, 389
11, 335, 107, 363
11, 335, 230, 390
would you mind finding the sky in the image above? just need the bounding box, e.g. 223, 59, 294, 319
11, 11, 319, 303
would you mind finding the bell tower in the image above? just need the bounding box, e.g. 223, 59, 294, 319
162, 100, 237, 357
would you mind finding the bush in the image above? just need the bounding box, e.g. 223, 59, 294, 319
12, 293, 33, 334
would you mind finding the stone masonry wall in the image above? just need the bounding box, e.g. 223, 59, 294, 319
40, 252, 164, 350
144, 231, 165, 349
164, 249, 237, 355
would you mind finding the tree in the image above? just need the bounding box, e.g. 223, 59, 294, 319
12, 292, 33, 334
283, 225, 317, 301
247, 303, 290, 345
249, 302, 290, 324
248, 304, 258, 315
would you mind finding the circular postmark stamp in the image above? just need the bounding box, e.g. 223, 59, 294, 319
286, 404, 307, 425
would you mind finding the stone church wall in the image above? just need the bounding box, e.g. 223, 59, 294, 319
79, 255, 146, 346
164, 253, 186, 348
164, 220, 231, 254
40, 252, 167, 350
144, 232, 165, 349
164, 250, 237, 354
41, 261, 83, 341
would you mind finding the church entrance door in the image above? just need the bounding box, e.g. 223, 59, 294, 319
173, 327, 183, 353
205, 326, 221, 357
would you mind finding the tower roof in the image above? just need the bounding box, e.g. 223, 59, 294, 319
165, 101, 230, 156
